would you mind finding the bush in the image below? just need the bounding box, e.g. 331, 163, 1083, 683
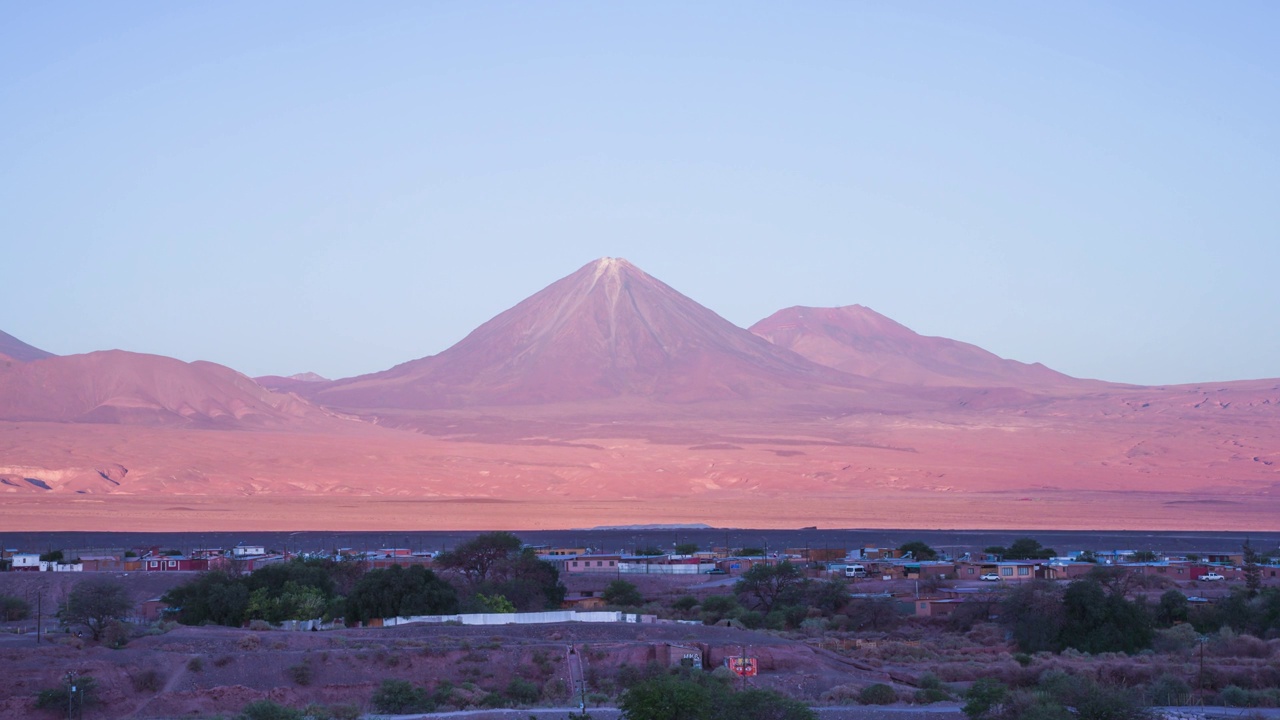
187, 657, 204, 672
672, 595, 699, 612
0, 595, 30, 621
1219, 685, 1251, 707
286, 662, 312, 686
1148, 673, 1190, 705
505, 677, 540, 705
240, 699, 304, 720
35, 676, 98, 712
859, 684, 898, 705
371, 679, 433, 714
132, 669, 163, 693
103, 619, 132, 648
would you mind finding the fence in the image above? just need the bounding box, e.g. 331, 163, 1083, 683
378, 610, 655, 627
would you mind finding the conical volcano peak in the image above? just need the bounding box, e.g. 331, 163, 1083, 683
314, 257, 865, 408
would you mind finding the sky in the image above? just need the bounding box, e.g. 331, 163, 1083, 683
2, 3, 1277, 386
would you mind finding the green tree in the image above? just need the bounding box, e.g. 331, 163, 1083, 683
1004, 538, 1056, 560
674, 542, 699, 555
61, 579, 133, 641
1155, 589, 1189, 627
1060, 579, 1153, 654
1131, 550, 1158, 562
39, 549, 64, 562
603, 580, 644, 607
0, 594, 30, 621
162, 571, 250, 626
434, 532, 524, 583
806, 578, 850, 614
1243, 540, 1262, 598
344, 564, 458, 623
1001, 580, 1065, 653
899, 541, 938, 560
619, 673, 713, 720
735, 561, 807, 614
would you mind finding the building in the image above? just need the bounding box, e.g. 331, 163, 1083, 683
563, 555, 622, 573
143, 556, 209, 572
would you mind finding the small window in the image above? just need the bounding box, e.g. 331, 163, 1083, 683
572, 561, 578, 567
1018, 567, 1030, 576
168, 560, 177, 567
596, 561, 603, 567
609, 561, 615, 566
967, 567, 974, 574
1001, 568, 1013, 576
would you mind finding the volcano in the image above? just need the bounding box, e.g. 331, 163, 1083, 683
750, 305, 1091, 389
0, 329, 55, 363
314, 258, 881, 409
0, 350, 329, 427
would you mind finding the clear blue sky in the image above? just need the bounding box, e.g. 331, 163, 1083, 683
3, 3, 1277, 385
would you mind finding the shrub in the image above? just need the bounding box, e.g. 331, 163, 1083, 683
35, 676, 98, 712
0, 595, 30, 621
237, 634, 261, 651
915, 688, 952, 704
1148, 673, 1190, 705
672, 596, 699, 612
240, 699, 304, 720
1219, 685, 1251, 707
132, 669, 163, 693
371, 679, 433, 714
103, 619, 132, 648
213, 655, 235, 667
859, 684, 898, 705
505, 677, 540, 705
187, 657, 204, 672
286, 662, 312, 686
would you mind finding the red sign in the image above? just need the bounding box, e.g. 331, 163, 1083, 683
726, 656, 757, 677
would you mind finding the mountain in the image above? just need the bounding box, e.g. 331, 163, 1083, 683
254, 371, 330, 393
313, 258, 882, 409
750, 305, 1090, 389
0, 350, 330, 427
0, 329, 55, 363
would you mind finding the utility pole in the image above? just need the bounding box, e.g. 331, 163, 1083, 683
36, 594, 41, 644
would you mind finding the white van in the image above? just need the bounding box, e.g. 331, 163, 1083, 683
844, 564, 866, 578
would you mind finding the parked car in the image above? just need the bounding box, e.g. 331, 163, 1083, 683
1198, 572, 1225, 581
704, 568, 727, 575
979, 573, 1002, 581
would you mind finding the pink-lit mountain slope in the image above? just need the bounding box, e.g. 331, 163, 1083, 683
0, 350, 331, 427
0, 329, 55, 363
313, 258, 886, 409
751, 305, 1096, 389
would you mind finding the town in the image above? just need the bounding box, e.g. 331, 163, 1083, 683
2, 532, 1278, 718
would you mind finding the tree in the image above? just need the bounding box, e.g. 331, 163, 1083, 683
1131, 550, 1158, 562
635, 546, 665, 556
1155, 589, 1189, 627
899, 541, 938, 560
603, 580, 644, 607
1059, 579, 1152, 654
806, 578, 850, 614
163, 571, 250, 626
344, 564, 458, 624
39, 549, 64, 563
674, 542, 699, 556
735, 561, 807, 614
1243, 540, 1262, 598
61, 579, 133, 641
434, 532, 524, 583
1000, 580, 1065, 653
619, 673, 713, 720
1004, 538, 1056, 560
